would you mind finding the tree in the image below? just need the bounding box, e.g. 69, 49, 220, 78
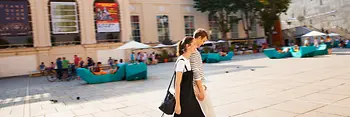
193, 0, 240, 40
258, 0, 291, 45
233, 0, 263, 43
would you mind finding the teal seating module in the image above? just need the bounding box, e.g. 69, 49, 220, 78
77, 64, 126, 84
220, 51, 234, 61
263, 48, 291, 59
125, 62, 147, 81
290, 46, 316, 58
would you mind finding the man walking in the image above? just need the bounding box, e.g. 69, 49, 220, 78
190, 28, 215, 117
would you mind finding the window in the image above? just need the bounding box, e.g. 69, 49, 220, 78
209, 14, 220, 40
231, 22, 239, 39
184, 16, 195, 37
310, 19, 313, 24
320, 0, 322, 5
303, 9, 306, 16
131, 15, 141, 42
0, 0, 33, 49
156, 15, 170, 43
48, 0, 81, 46
292, 13, 295, 18
249, 20, 257, 37
94, 0, 121, 43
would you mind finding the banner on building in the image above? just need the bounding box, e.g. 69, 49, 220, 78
50, 2, 79, 34
0, 1, 30, 36
95, 3, 120, 33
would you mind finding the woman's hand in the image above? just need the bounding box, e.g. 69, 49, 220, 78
175, 104, 181, 114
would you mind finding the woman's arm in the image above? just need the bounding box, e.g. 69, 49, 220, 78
175, 72, 183, 114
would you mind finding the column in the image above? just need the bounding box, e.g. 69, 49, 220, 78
118, 0, 132, 42
77, 0, 97, 44
29, 0, 51, 47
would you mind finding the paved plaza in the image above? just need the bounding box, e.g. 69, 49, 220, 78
1, 49, 350, 117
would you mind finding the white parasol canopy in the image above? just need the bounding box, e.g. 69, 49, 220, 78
153, 44, 172, 48
115, 41, 151, 50
204, 41, 218, 44
328, 33, 340, 36
302, 31, 327, 37
217, 40, 227, 43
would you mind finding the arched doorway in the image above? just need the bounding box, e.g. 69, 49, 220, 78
94, 0, 121, 43
48, 0, 81, 46
0, 0, 33, 49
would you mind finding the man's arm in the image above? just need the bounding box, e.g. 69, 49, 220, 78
190, 51, 205, 101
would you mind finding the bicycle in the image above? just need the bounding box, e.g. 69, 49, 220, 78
45, 68, 57, 82
45, 64, 77, 82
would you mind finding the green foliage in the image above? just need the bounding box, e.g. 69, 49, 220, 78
253, 43, 258, 50
161, 49, 169, 59
258, 0, 291, 44
203, 46, 210, 53
193, 0, 240, 40
229, 44, 235, 52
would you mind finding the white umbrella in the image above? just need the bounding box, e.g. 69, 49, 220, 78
302, 31, 327, 37
171, 42, 179, 47
204, 41, 218, 44
217, 40, 227, 43
328, 33, 340, 36
153, 44, 171, 48
115, 41, 151, 50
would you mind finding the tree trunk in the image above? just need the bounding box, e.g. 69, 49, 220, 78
266, 28, 273, 46
221, 31, 228, 40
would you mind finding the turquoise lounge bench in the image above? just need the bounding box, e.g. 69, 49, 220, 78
263, 48, 291, 59
346, 44, 350, 48
201, 54, 208, 62
333, 41, 339, 48
290, 46, 316, 58
205, 53, 221, 63
314, 44, 328, 55
125, 62, 147, 81
77, 64, 126, 84
220, 51, 234, 61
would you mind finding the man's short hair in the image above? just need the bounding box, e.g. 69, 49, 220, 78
193, 28, 208, 39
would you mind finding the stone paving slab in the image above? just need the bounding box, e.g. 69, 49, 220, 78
1, 49, 350, 117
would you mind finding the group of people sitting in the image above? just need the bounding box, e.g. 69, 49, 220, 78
130, 51, 158, 65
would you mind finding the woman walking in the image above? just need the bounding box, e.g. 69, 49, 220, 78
174, 37, 205, 117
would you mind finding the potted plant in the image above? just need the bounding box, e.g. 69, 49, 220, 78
203, 46, 210, 53
253, 43, 258, 53
161, 49, 169, 63
229, 44, 235, 52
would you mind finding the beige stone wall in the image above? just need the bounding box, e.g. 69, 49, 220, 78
0, 0, 264, 78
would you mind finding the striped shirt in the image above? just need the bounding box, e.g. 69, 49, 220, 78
190, 49, 204, 81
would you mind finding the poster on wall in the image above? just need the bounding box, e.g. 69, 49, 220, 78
0, 1, 30, 36
95, 3, 120, 33
50, 2, 79, 34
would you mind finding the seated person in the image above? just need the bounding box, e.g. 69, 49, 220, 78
293, 45, 300, 52
92, 62, 117, 75
278, 48, 290, 53
113, 60, 119, 70
39, 62, 46, 75
219, 50, 227, 56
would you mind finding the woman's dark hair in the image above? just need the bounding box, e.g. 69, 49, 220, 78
97, 62, 102, 65
119, 59, 123, 63
177, 36, 194, 56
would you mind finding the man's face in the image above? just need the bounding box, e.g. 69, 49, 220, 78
195, 36, 208, 48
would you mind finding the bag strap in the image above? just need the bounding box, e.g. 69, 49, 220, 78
164, 58, 185, 96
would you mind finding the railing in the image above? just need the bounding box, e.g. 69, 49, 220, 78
0, 43, 33, 49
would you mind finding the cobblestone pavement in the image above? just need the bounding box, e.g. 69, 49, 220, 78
1, 49, 350, 117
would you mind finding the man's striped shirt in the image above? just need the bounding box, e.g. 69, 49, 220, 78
190, 50, 204, 81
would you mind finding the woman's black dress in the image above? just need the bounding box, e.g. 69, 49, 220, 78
174, 65, 205, 117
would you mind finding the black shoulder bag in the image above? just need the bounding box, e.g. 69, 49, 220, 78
158, 72, 176, 115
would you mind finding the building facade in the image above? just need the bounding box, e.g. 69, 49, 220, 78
0, 0, 264, 77
280, 0, 350, 34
